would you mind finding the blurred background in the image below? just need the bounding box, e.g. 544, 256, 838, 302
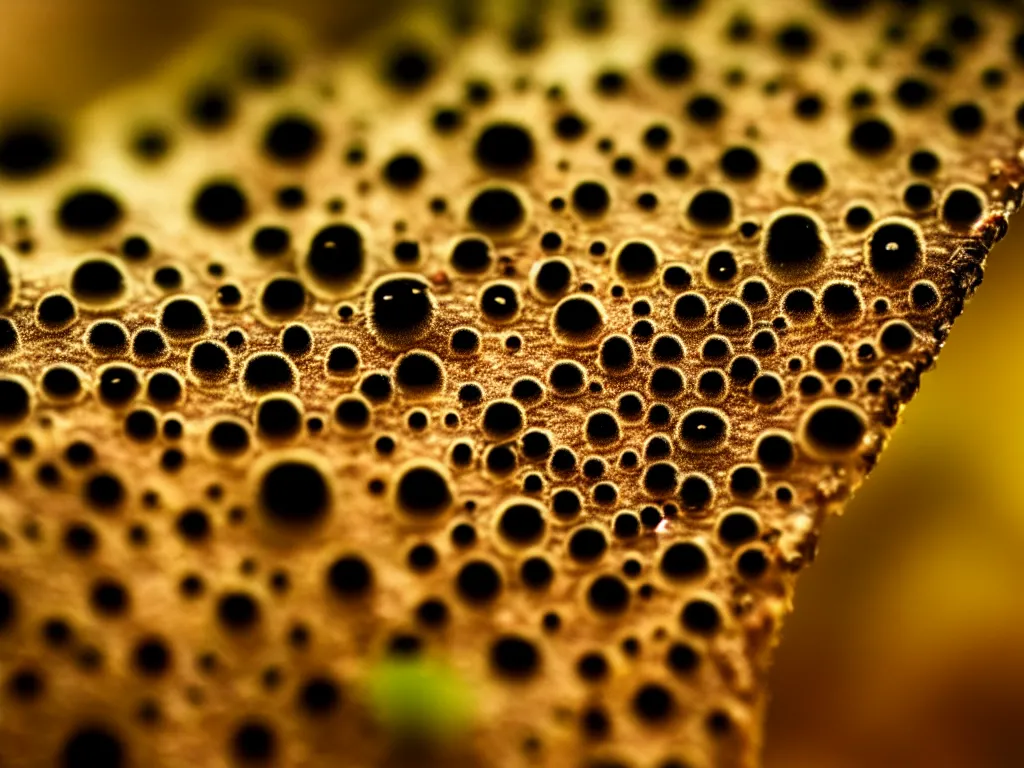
1, 1, 1022, 766
0, 0, 407, 111
764, 222, 1024, 768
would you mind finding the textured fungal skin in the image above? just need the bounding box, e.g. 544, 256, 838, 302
0, 2, 1023, 767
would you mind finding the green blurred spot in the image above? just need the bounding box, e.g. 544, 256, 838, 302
366, 657, 475, 741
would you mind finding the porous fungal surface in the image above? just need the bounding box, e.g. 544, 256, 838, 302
0, 1, 1022, 767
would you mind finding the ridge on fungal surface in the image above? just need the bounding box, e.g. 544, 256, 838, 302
1, 1, 1023, 767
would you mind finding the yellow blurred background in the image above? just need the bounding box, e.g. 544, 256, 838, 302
1, 1, 1021, 765
765, 221, 1024, 768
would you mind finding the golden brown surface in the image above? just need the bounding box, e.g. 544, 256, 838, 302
0, 2, 1022, 767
